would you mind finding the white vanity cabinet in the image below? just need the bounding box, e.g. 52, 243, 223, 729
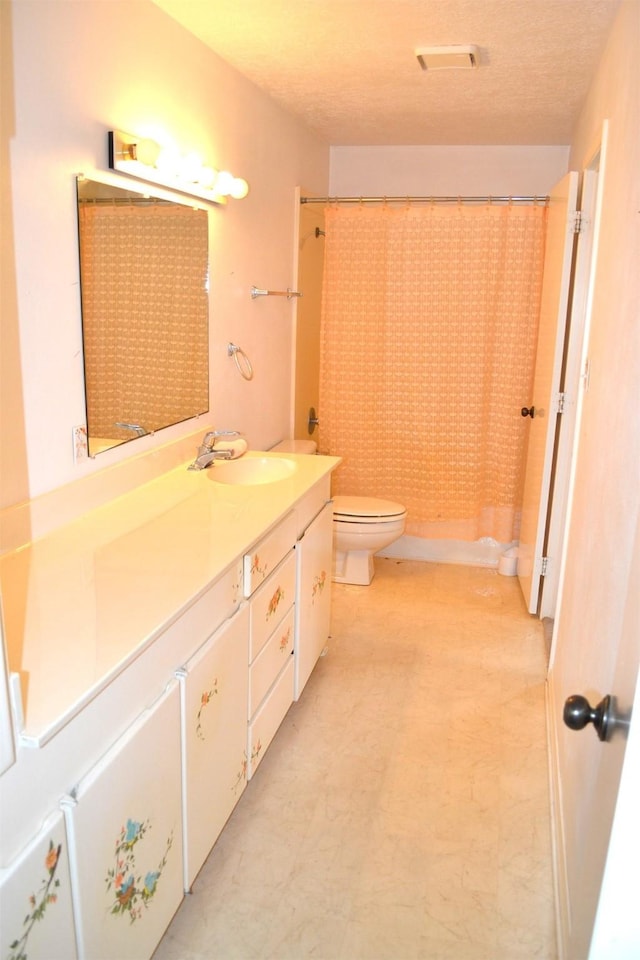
245, 516, 298, 779
0, 440, 341, 960
294, 500, 334, 699
178, 603, 249, 891
63, 681, 183, 960
0, 809, 77, 960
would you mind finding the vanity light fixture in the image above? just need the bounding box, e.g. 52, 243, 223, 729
108, 130, 249, 204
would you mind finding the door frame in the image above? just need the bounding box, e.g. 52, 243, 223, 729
538, 163, 601, 620
517, 172, 579, 615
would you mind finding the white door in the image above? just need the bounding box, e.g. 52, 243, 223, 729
0, 809, 77, 959
64, 681, 183, 960
547, 126, 640, 957
517, 172, 579, 614
549, 426, 640, 960
537, 168, 600, 620
294, 501, 333, 699
179, 604, 249, 892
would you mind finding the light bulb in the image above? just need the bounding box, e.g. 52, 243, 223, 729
198, 166, 218, 189
229, 177, 249, 200
134, 138, 161, 167
214, 170, 235, 196
155, 145, 181, 178
180, 152, 203, 183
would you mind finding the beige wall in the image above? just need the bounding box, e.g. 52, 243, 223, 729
0, 0, 329, 504
330, 144, 570, 196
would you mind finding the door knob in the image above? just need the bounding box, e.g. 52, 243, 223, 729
563, 694, 612, 741
521, 406, 535, 418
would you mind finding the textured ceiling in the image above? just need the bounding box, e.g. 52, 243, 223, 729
152, 0, 620, 146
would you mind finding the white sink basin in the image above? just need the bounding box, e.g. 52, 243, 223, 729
208, 456, 297, 485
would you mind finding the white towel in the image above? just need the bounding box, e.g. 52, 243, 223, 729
214, 437, 248, 460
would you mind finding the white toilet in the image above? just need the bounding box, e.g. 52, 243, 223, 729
270, 439, 318, 455
270, 440, 407, 587
332, 495, 407, 586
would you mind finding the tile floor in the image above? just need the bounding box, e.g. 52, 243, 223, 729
154, 559, 557, 960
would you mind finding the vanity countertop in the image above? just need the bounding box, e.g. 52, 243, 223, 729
0, 451, 340, 747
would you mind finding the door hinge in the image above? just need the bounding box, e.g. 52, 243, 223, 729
541, 556, 549, 576
572, 211, 583, 234
556, 392, 566, 414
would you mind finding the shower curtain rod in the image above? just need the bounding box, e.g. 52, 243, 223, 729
300, 194, 549, 205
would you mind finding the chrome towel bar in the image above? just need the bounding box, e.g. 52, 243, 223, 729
250, 285, 302, 300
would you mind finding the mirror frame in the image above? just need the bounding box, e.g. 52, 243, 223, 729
76, 174, 210, 456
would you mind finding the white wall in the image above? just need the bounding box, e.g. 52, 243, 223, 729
0, 0, 329, 505
330, 145, 569, 197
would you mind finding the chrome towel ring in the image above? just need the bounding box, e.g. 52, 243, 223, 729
227, 343, 254, 381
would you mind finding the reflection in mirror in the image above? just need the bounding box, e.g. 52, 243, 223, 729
76, 176, 209, 456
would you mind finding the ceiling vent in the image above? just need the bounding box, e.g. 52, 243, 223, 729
415, 45, 479, 71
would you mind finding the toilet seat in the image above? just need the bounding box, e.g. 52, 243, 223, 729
333, 495, 407, 522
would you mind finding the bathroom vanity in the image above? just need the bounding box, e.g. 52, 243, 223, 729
0, 437, 339, 959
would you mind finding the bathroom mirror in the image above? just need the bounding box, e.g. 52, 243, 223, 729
76, 176, 209, 456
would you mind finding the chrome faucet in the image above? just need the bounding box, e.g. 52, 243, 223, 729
115, 421, 148, 437
188, 430, 242, 471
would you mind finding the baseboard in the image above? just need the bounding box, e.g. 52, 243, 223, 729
377, 533, 515, 567
546, 672, 569, 960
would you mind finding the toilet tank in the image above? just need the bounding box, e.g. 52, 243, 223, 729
270, 439, 317, 454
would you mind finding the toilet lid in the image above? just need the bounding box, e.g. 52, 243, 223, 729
333, 495, 407, 519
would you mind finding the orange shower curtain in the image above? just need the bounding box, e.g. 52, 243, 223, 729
319, 202, 547, 543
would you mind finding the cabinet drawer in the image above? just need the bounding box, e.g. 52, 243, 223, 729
249, 607, 294, 719
243, 512, 296, 597
197, 559, 244, 631
249, 550, 295, 661
295, 478, 331, 538
247, 656, 294, 780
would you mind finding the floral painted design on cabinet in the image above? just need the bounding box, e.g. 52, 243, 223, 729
233, 741, 262, 794
250, 554, 267, 579
279, 626, 292, 653
312, 570, 327, 604
105, 818, 173, 923
7, 840, 62, 960
266, 585, 285, 620
195, 678, 218, 740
